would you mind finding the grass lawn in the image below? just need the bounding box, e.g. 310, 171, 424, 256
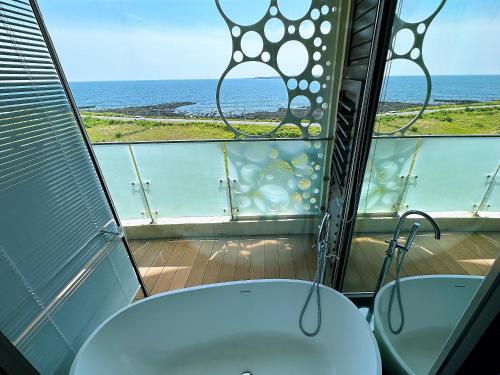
375, 106, 500, 135
83, 104, 500, 143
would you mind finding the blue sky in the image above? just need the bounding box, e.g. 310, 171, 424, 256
38, 0, 500, 81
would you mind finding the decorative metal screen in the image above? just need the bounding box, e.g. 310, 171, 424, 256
376, 0, 446, 135
215, 0, 343, 139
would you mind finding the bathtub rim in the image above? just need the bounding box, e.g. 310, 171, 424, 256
373, 274, 484, 375
71, 279, 381, 375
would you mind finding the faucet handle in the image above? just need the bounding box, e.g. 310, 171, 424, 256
402, 222, 421, 251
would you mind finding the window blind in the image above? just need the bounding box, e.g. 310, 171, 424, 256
0, 1, 140, 373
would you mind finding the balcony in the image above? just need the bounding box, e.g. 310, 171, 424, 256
93, 135, 500, 295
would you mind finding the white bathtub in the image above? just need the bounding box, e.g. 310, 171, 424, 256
374, 275, 483, 375
71, 280, 381, 375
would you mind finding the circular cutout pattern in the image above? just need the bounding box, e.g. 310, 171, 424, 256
321, 5, 329, 15
410, 48, 420, 59
299, 20, 315, 39
312, 108, 323, 120
308, 123, 321, 136
231, 26, 241, 37
233, 51, 243, 62
288, 25, 296, 34
269, 6, 278, 16
299, 79, 308, 90
312, 64, 323, 77
287, 78, 298, 90
241, 31, 263, 57
313, 51, 321, 61
320, 21, 332, 34
261, 51, 271, 62
290, 95, 311, 118
277, 40, 309, 76
393, 28, 414, 55
219, 62, 288, 133
277, 0, 312, 20
399, 0, 444, 23
417, 23, 426, 34
218, 0, 270, 26
310, 8, 320, 20
309, 80, 320, 93
314, 37, 322, 47
265, 18, 285, 43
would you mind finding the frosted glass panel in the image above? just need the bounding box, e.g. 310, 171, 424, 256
132, 143, 230, 218
358, 138, 418, 213
358, 137, 500, 213
404, 137, 500, 212
227, 140, 326, 217
93, 145, 147, 220
485, 176, 500, 212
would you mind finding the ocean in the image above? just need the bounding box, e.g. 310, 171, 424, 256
69, 75, 500, 116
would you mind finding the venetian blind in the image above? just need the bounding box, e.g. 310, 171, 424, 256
0, 0, 140, 373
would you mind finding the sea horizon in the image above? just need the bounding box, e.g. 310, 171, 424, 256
69, 75, 500, 115
69, 73, 500, 84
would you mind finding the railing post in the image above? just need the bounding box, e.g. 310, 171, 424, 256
128, 145, 155, 224
473, 163, 500, 216
221, 142, 236, 220
394, 138, 421, 212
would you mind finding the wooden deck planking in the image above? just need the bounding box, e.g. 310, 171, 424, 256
142, 240, 176, 293
185, 240, 216, 287
289, 236, 311, 280
150, 241, 187, 294
169, 240, 202, 291
250, 238, 266, 279
129, 232, 499, 296
218, 239, 239, 283
202, 239, 226, 285
234, 238, 252, 281
264, 238, 279, 279
277, 237, 295, 279
344, 232, 499, 292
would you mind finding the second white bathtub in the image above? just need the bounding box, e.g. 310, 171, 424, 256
374, 275, 483, 375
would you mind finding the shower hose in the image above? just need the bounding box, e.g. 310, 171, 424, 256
388, 248, 407, 334
299, 212, 330, 337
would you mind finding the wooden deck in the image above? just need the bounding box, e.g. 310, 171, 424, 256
129, 232, 499, 297
345, 232, 499, 292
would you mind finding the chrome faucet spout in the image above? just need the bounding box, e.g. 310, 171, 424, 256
396, 210, 441, 241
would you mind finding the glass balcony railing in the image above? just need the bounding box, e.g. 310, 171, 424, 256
93, 135, 499, 223
93, 139, 328, 222
359, 136, 499, 215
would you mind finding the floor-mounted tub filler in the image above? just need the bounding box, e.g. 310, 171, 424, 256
374, 275, 483, 375
70, 280, 381, 375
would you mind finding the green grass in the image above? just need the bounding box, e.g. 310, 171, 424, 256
83, 116, 304, 142
375, 106, 500, 135
398, 100, 500, 112
82, 103, 500, 143
81, 110, 279, 123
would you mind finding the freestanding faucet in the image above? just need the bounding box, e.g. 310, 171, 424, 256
366, 210, 441, 324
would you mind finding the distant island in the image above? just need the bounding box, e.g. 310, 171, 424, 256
250, 76, 281, 79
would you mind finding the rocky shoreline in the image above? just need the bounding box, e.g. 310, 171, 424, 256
83, 98, 485, 119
